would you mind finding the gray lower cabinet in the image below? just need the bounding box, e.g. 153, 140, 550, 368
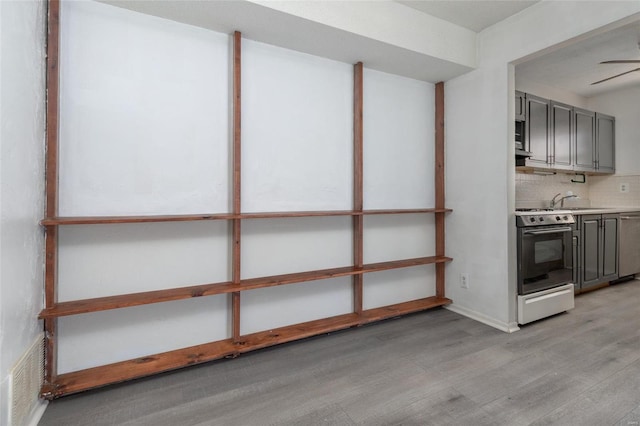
578, 214, 619, 290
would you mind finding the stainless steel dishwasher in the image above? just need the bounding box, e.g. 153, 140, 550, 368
619, 213, 640, 278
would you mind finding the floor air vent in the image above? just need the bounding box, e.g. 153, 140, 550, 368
9, 334, 44, 426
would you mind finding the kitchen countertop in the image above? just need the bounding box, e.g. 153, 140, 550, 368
564, 207, 640, 215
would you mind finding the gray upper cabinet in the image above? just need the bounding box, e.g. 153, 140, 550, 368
596, 113, 615, 173
516, 92, 615, 174
515, 91, 526, 121
525, 94, 550, 167
573, 108, 595, 171
550, 101, 573, 170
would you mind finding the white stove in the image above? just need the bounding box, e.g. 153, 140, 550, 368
515, 209, 576, 324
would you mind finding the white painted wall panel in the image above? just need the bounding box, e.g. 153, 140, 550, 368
240, 278, 352, 335
363, 214, 434, 264
363, 69, 434, 209
363, 214, 435, 307
363, 266, 436, 310
57, 295, 229, 374
241, 39, 353, 212
58, 1, 230, 216
360, 70, 436, 311
241, 217, 352, 279
57, 222, 230, 301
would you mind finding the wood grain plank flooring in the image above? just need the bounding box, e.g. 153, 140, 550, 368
40, 279, 640, 426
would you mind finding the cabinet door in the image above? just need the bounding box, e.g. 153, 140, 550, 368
572, 234, 580, 289
550, 101, 572, 170
596, 113, 615, 173
574, 108, 595, 171
601, 215, 618, 281
515, 91, 526, 121
581, 216, 601, 287
525, 95, 550, 166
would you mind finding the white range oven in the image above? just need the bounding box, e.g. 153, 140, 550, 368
515, 210, 576, 324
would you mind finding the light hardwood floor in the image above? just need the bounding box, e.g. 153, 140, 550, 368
40, 280, 640, 426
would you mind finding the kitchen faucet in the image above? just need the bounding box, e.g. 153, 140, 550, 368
550, 192, 578, 209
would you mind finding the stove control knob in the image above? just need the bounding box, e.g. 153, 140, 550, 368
556, 216, 561, 221
539, 217, 544, 222
563, 216, 569, 220
530, 217, 536, 223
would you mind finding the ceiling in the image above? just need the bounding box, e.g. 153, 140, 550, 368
397, 0, 540, 32
515, 20, 640, 98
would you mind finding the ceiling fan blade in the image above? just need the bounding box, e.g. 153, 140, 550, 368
600, 60, 640, 64
591, 68, 640, 85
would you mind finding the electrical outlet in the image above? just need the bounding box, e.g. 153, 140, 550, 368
460, 273, 469, 289
620, 183, 630, 193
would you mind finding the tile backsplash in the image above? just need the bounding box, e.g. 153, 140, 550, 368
516, 173, 640, 208
589, 175, 640, 207
516, 173, 591, 209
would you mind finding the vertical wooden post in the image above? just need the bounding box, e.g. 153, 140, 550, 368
434, 82, 446, 298
232, 31, 242, 340
353, 62, 364, 314
44, 0, 61, 385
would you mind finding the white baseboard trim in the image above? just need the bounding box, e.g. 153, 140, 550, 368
27, 400, 48, 426
445, 304, 520, 333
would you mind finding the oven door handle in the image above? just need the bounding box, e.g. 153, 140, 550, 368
523, 226, 573, 235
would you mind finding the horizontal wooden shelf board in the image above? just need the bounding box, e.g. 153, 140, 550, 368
38, 281, 234, 319
363, 208, 452, 215
41, 296, 451, 399
41, 208, 453, 225
39, 256, 453, 319
239, 210, 357, 219
41, 213, 235, 225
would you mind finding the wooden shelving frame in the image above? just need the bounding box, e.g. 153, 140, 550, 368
41, 0, 452, 399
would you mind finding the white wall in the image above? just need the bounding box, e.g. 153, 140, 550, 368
57, 1, 437, 373
515, 76, 588, 109
0, 0, 46, 424
586, 85, 640, 207
58, 0, 231, 216
445, 2, 640, 331
588, 86, 640, 175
